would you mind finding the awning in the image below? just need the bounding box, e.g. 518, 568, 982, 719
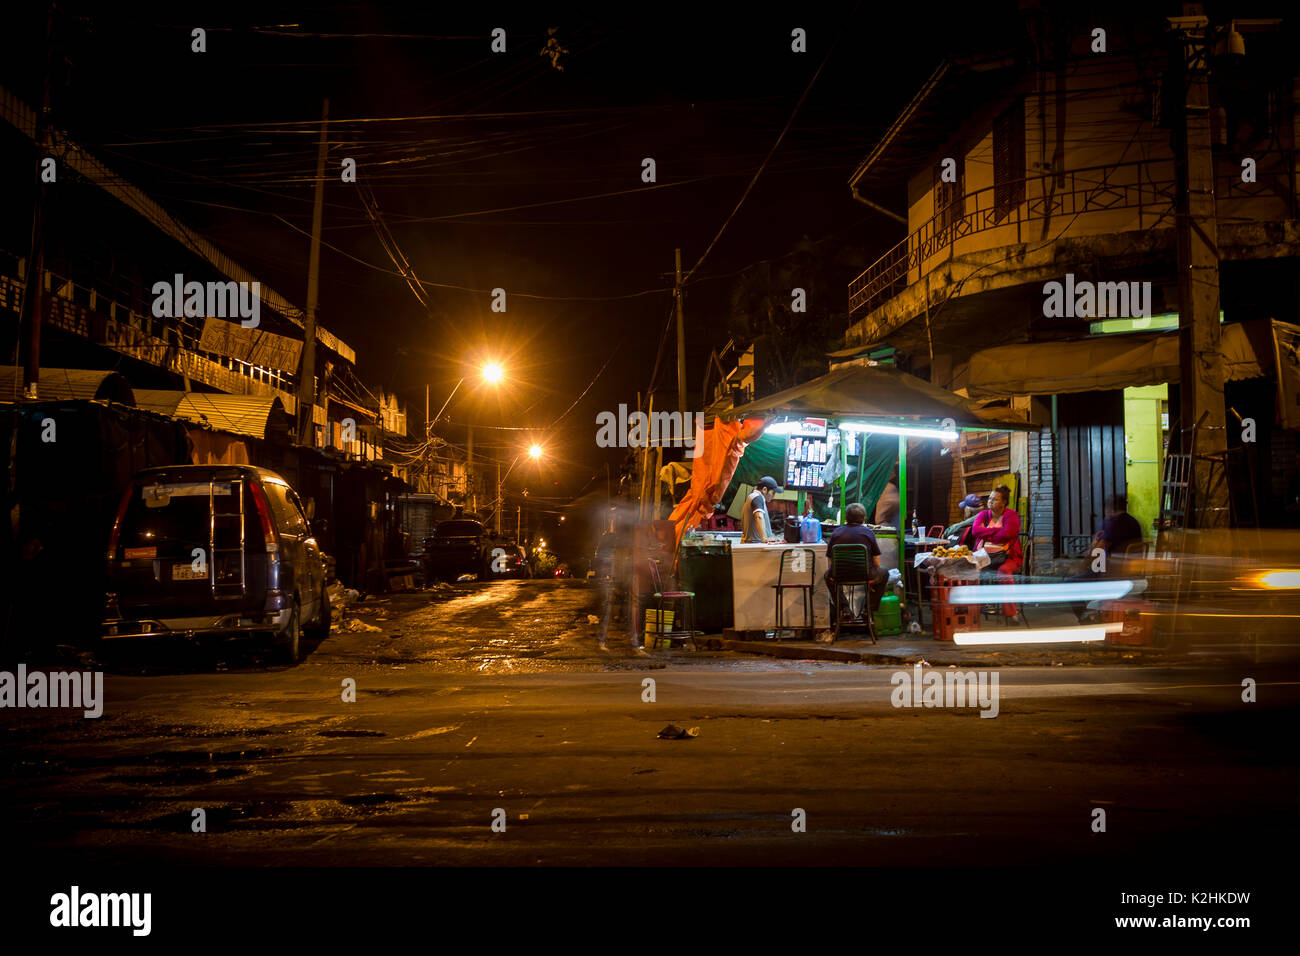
0, 367, 134, 404
722, 364, 1036, 431
965, 322, 1268, 399
133, 389, 292, 439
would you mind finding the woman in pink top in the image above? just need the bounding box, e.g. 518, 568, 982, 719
972, 485, 1023, 621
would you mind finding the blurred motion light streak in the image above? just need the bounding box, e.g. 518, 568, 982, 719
951, 624, 1120, 645
947, 581, 1134, 604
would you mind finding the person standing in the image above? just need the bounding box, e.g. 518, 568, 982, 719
741, 476, 782, 544
874, 475, 900, 528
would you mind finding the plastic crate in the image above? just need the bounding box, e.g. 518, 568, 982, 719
643, 609, 676, 634
929, 575, 980, 642
1100, 599, 1155, 645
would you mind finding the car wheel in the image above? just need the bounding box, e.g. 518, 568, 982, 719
276, 599, 301, 664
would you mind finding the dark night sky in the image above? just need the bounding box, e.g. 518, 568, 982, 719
2, 1, 1004, 495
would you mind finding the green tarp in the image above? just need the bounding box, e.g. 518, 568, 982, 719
720, 431, 896, 521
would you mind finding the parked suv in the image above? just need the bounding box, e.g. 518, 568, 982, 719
102, 465, 330, 662
422, 518, 491, 582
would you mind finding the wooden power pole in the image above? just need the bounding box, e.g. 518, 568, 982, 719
298, 98, 329, 446
1171, 11, 1228, 527
21, 3, 57, 398
675, 248, 686, 416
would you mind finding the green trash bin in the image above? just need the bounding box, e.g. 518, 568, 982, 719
874, 594, 903, 636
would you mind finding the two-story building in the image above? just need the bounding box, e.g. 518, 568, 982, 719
843, 10, 1299, 568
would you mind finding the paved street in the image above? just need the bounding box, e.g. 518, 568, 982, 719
4, 580, 1296, 867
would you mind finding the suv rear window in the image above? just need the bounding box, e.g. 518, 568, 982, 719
436, 521, 484, 537
117, 479, 244, 559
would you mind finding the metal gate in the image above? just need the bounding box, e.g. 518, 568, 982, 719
1056, 391, 1126, 557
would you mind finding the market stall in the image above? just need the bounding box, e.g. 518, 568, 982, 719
668, 363, 1037, 637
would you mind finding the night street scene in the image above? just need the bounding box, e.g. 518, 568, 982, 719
2, 0, 1298, 941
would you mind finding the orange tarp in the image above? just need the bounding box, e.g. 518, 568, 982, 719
668, 417, 766, 545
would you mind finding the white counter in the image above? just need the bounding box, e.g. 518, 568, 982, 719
730, 542, 831, 631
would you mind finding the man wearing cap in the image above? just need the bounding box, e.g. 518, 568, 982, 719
943, 493, 984, 548
741, 476, 782, 544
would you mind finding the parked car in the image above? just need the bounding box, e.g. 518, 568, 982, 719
102, 465, 330, 663
422, 518, 491, 582
484, 542, 531, 580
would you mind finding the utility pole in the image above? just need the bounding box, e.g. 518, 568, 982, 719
495, 461, 502, 535
675, 248, 687, 416
21, 3, 57, 398
467, 425, 475, 513
298, 98, 329, 446
1170, 10, 1228, 527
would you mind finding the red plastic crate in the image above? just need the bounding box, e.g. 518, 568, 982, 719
1100, 599, 1155, 645
928, 575, 980, 642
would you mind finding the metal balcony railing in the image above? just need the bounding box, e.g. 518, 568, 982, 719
848, 154, 1298, 317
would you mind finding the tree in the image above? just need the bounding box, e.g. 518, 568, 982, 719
727, 236, 867, 396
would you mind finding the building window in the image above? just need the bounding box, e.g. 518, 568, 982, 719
993, 100, 1025, 221
933, 155, 964, 237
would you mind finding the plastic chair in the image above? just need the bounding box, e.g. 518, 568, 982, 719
927, 524, 945, 540
771, 547, 815, 639
647, 558, 696, 646
828, 544, 876, 644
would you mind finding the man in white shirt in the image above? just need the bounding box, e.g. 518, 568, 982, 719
741, 476, 781, 543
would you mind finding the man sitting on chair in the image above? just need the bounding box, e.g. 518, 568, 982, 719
825, 502, 889, 623
1067, 493, 1144, 621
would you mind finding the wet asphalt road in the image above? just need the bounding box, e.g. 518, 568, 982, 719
2, 579, 1298, 867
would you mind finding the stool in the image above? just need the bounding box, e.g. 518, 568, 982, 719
771, 547, 816, 639
647, 558, 696, 647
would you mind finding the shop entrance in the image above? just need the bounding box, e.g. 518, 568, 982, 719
1056, 390, 1126, 557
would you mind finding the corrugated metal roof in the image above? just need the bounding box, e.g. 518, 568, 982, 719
0, 367, 135, 404
130, 389, 290, 439
132, 389, 186, 416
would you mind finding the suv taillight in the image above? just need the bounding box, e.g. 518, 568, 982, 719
105, 485, 133, 562
248, 481, 279, 553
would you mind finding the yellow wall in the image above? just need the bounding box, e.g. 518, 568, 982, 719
1123, 384, 1167, 540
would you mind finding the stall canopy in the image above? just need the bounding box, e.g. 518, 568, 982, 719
723, 364, 1035, 431
965, 322, 1268, 399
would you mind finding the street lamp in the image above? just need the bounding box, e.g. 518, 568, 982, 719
528, 443, 543, 460
424, 361, 506, 512
428, 361, 507, 431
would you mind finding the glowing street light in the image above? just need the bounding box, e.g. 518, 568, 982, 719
528, 443, 543, 460
482, 361, 505, 385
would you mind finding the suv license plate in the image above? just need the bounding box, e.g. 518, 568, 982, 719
172, 565, 207, 581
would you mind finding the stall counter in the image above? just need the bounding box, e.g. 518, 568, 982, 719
730, 541, 831, 631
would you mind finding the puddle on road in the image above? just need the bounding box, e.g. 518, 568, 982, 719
104, 765, 252, 785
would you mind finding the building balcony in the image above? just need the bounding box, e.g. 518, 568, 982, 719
846, 153, 1299, 346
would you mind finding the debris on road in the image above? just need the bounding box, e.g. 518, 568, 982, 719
341, 618, 382, 633
657, 724, 699, 739
586, 615, 600, 625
